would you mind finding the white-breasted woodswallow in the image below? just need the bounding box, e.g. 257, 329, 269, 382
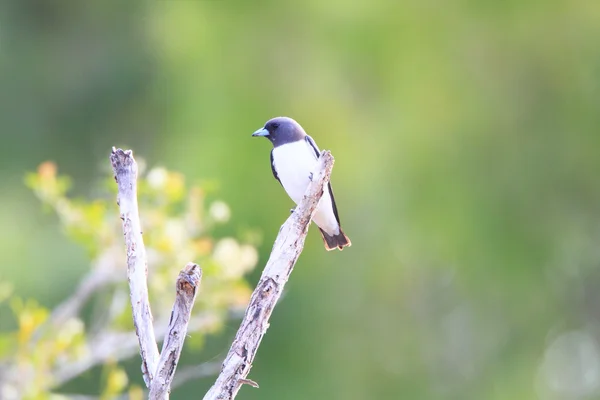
252, 116, 351, 251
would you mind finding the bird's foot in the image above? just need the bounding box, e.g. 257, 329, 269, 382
308, 172, 314, 181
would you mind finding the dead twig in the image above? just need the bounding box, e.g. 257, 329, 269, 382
149, 263, 202, 399
110, 148, 160, 387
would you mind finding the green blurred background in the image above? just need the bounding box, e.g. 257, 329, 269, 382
2, 0, 600, 399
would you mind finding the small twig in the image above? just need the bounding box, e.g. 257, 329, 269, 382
149, 263, 203, 400
28, 247, 123, 347
49, 264, 120, 328
110, 148, 159, 387
52, 395, 99, 400
203, 151, 335, 400
171, 361, 223, 390
52, 311, 221, 387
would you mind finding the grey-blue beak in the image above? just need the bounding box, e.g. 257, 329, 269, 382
252, 127, 269, 137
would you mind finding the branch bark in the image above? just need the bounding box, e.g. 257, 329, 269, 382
149, 263, 202, 399
110, 148, 160, 387
203, 151, 335, 400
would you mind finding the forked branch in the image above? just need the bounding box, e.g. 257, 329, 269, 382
111, 148, 202, 398
111, 147, 333, 399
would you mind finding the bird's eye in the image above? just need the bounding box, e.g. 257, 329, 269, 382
271, 123, 279, 129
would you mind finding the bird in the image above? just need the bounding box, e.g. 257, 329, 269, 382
252, 116, 351, 251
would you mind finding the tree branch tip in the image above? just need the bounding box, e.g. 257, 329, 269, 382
177, 263, 202, 294
110, 147, 131, 157
109, 148, 135, 165
109, 148, 138, 181
319, 150, 334, 162
184, 262, 201, 273
181, 263, 202, 281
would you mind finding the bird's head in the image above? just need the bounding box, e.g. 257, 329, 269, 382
252, 117, 306, 147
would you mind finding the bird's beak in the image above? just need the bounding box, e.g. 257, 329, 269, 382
252, 127, 269, 137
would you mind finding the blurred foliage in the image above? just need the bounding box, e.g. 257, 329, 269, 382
0, 161, 258, 398
1, 0, 600, 399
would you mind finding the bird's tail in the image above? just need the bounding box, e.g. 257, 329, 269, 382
319, 228, 352, 251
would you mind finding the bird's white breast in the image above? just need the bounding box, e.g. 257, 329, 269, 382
272, 141, 317, 204
272, 140, 340, 235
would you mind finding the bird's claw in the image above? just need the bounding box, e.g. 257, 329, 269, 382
308, 172, 314, 181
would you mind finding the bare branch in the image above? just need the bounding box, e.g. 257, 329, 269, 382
49, 262, 121, 328
53, 395, 99, 400
203, 151, 335, 400
110, 148, 159, 387
149, 263, 202, 400
52, 311, 222, 387
54, 362, 222, 400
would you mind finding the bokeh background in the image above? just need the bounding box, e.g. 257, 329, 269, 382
2, 1, 600, 399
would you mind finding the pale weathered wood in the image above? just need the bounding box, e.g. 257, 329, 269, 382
110, 148, 160, 387
110, 147, 334, 399
149, 263, 202, 400
111, 148, 205, 398
203, 151, 335, 400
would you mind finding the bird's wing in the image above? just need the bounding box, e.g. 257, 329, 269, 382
327, 182, 341, 224
270, 149, 282, 186
305, 135, 341, 224
305, 135, 321, 159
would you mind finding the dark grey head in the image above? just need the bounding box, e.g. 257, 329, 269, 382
252, 116, 307, 147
